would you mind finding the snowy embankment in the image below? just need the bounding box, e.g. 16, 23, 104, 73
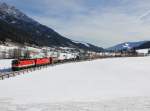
0, 59, 12, 73
0, 57, 150, 110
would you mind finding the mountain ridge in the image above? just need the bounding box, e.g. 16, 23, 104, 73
0, 2, 103, 52
107, 41, 150, 51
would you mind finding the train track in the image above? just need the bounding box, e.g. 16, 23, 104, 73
0, 59, 93, 80
0, 55, 145, 80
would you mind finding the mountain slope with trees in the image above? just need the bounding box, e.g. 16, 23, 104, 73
0, 2, 103, 52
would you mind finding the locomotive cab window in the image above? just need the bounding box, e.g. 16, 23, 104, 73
12, 60, 19, 64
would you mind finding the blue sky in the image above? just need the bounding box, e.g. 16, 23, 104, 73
2, 0, 150, 47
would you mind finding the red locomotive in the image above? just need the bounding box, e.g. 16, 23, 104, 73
12, 57, 53, 71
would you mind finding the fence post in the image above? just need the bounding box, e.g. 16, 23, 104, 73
0, 76, 1, 80
1, 75, 3, 80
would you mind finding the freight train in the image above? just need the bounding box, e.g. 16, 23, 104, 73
11, 55, 80, 71
12, 51, 109, 71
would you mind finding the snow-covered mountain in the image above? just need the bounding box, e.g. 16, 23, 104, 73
0, 2, 36, 23
107, 41, 150, 51
0, 2, 103, 52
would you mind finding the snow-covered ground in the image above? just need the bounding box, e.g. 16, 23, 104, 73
0, 59, 12, 73
0, 57, 150, 110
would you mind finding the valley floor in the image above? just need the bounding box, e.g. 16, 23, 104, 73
0, 57, 150, 111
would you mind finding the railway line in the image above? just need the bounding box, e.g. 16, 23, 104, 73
0, 54, 145, 80
0, 58, 92, 80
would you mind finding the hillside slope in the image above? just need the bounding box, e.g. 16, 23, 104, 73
0, 2, 103, 52
107, 41, 150, 51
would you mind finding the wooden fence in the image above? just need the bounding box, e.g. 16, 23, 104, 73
0, 65, 49, 80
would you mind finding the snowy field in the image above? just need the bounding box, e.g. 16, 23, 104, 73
0, 57, 150, 110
